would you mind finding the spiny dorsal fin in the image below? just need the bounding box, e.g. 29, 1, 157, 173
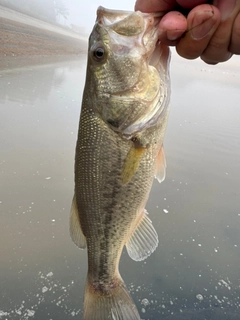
70, 194, 87, 249
125, 210, 158, 261
155, 145, 166, 183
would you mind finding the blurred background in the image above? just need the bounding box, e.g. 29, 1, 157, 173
0, 1, 240, 320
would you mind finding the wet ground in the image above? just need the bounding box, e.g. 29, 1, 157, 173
0, 53, 240, 320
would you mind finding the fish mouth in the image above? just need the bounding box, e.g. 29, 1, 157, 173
94, 7, 171, 137
96, 6, 169, 73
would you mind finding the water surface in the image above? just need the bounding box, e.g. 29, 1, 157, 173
0, 54, 240, 319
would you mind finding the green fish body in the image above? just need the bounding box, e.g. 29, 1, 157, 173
70, 7, 171, 320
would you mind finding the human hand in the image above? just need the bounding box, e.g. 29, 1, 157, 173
135, 0, 240, 64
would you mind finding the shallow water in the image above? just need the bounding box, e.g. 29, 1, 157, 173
0, 54, 240, 320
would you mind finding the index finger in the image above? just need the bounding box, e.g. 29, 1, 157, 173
135, 0, 176, 12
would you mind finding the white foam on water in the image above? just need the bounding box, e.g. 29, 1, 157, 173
1, 272, 81, 319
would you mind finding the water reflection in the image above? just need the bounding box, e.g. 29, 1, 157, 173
0, 56, 86, 104
0, 56, 87, 319
0, 54, 240, 319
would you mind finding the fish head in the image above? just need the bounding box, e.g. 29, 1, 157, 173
85, 7, 170, 138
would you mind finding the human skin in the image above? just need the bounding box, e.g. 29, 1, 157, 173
135, 0, 240, 64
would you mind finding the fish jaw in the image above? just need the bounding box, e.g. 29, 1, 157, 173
85, 7, 170, 140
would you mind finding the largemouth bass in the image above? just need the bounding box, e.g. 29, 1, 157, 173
70, 6, 171, 320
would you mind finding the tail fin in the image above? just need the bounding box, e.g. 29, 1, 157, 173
83, 277, 140, 320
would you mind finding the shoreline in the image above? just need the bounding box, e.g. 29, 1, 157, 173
0, 54, 86, 72
0, 5, 87, 57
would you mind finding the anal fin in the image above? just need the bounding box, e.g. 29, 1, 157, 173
70, 194, 87, 249
126, 210, 158, 261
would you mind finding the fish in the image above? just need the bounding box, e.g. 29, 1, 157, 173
70, 6, 171, 320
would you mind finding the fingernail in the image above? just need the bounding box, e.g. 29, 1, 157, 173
191, 10, 215, 40
166, 29, 185, 41
213, 0, 236, 21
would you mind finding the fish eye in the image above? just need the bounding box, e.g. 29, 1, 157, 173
91, 44, 106, 62
94, 47, 104, 59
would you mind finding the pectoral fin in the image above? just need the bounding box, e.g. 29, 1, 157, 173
70, 194, 87, 249
155, 145, 166, 183
121, 146, 146, 185
125, 210, 158, 261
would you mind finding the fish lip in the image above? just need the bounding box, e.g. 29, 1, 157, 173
149, 41, 170, 73
96, 6, 163, 27
96, 6, 134, 25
